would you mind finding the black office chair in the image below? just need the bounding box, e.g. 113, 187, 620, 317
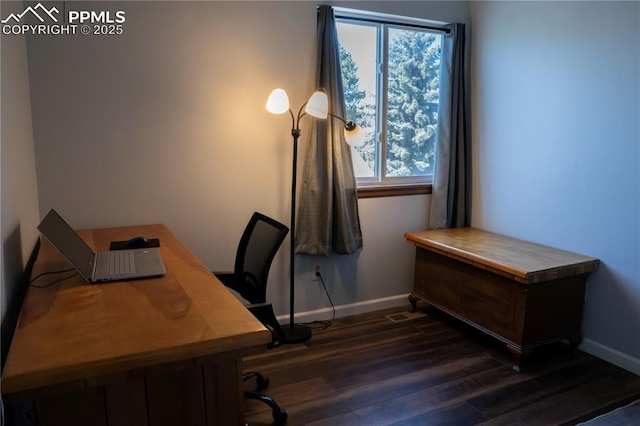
215, 212, 289, 424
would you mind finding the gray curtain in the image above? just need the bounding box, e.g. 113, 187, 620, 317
295, 5, 363, 255
428, 23, 471, 229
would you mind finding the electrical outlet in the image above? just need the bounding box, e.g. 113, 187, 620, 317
312, 265, 320, 281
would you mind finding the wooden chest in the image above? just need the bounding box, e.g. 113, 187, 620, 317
405, 228, 599, 371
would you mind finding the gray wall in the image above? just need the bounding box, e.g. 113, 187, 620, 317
23, 1, 470, 322
1, 1, 40, 366
471, 1, 640, 374
5, 0, 636, 376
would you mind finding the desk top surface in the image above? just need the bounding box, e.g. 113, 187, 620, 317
405, 227, 599, 284
2, 224, 270, 395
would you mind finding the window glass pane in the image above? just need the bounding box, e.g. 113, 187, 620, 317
386, 28, 441, 178
336, 22, 377, 178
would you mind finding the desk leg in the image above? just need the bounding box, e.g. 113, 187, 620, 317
201, 354, 245, 426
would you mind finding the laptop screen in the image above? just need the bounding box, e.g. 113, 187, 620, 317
37, 209, 95, 280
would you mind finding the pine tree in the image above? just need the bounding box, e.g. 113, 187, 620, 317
386, 30, 441, 177
339, 45, 375, 168
339, 46, 368, 126
338, 28, 441, 177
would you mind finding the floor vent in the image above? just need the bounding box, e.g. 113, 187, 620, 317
385, 311, 426, 323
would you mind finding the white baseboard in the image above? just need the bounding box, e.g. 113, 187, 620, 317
276, 293, 411, 324
580, 338, 640, 376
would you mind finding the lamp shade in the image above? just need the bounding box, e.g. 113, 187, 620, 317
304, 91, 328, 119
344, 123, 365, 147
266, 88, 290, 114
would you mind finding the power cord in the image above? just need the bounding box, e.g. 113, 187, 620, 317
29, 268, 77, 288
303, 271, 335, 331
14, 267, 78, 317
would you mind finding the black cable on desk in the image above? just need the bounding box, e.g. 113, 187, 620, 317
29, 269, 77, 288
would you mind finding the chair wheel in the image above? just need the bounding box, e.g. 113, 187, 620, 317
256, 375, 269, 391
272, 408, 288, 424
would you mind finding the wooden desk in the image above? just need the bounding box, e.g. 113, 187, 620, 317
405, 227, 599, 371
2, 224, 271, 426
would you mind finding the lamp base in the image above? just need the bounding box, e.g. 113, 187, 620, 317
282, 324, 312, 344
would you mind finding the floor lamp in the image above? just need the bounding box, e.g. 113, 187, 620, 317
266, 88, 363, 344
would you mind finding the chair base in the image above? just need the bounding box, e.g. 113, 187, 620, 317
244, 391, 288, 424
282, 324, 312, 343
244, 371, 288, 424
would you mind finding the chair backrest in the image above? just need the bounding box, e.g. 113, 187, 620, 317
233, 212, 289, 304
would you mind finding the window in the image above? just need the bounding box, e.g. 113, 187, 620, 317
336, 11, 444, 196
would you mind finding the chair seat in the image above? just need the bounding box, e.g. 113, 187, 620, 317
218, 280, 284, 348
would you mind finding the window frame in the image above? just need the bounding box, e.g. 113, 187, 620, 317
335, 8, 448, 198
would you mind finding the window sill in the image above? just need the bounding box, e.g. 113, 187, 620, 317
357, 184, 432, 199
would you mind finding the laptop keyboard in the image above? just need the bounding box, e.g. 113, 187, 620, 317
106, 250, 136, 276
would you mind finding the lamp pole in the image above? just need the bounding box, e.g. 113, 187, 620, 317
266, 88, 358, 344
281, 124, 311, 343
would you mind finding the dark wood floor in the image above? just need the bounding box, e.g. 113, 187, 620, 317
242, 305, 640, 425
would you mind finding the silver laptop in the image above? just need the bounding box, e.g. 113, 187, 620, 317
37, 209, 166, 283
